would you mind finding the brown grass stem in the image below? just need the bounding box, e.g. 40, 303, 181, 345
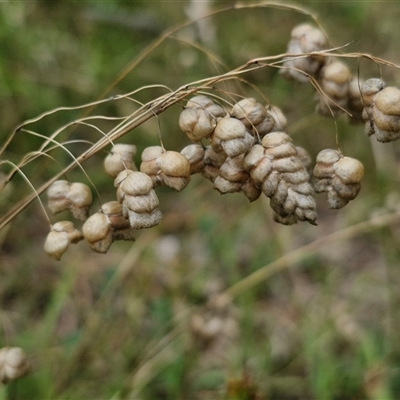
224, 209, 400, 299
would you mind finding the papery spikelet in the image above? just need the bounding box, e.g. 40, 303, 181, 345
367, 86, 400, 142
47, 180, 70, 214
0, 347, 30, 384
82, 212, 113, 253
313, 149, 364, 209
44, 221, 82, 260
179, 95, 225, 142
67, 182, 93, 221
158, 151, 191, 191
316, 59, 352, 117
214, 155, 261, 201
104, 143, 137, 178
280, 23, 328, 83
83, 202, 135, 253
231, 98, 267, 128
140, 146, 164, 186
245, 132, 317, 225
202, 146, 227, 182
212, 117, 254, 158
181, 144, 205, 174
47, 180, 92, 221
115, 170, 162, 229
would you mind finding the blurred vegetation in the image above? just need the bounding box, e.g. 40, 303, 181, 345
1, 1, 400, 399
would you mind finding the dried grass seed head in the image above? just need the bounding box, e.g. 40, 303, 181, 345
281, 23, 328, 83
361, 78, 386, 107
82, 212, 113, 253
101, 201, 130, 230
186, 95, 226, 117
44, 220, 82, 260
334, 157, 364, 184
47, 180, 92, 221
212, 117, 254, 158
313, 150, 364, 209
67, 182, 93, 221
104, 143, 137, 178
0, 347, 30, 384
231, 98, 267, 128
47, 180, 70, 214
202, 146, 227, 182
115, 170, 154, 196
158, 150, 191, 191
179, 95, 225, 142
180, 144, 205, 174
114, 170, 162, 229
140, 146, 164, 185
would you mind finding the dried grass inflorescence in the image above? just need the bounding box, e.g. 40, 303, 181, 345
361, 78, 400, 142
47, 180, 93, 221
280, 23, 366, 121
44, 220, 83, 260
0, 347, 30, 384
103, 143, 137, 178
313, 149, 364, 209
32, 19, 400, 259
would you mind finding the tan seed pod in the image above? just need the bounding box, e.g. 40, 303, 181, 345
212, 117, 254, 158
374, 86, 400, 116
313, 150, 364, 209
179, 107, 217, 142
44, 221, 82, 260
82, 212, 113, 253
243, 144, 265, 172
231, 98, 267, 128
0, 347, 30, 384
214, 155, 260, 201
44, 233, 69, 260
316, 59, 352, 116
247, 104, 288, 138
47, 180, 70, 214
116, 170, 154, 196
158, 151, 191, 191
180, 144, 205, 174
334, 157, 364, 184
140, 148, 191, 190
123, 191, 159, 214
202, 146, 227, 182
247, 132, 317, 224
362, 84, 400, 142
115, 170, 162, 229
47, 181, 92, 221
186, 95, 226, 117
104, 144, 137, 178
125, 208, 163, 230
140, 146, 164, 186
320, 60, 351, 97
179, 95, 225, 142
280, 24, 328, 83
361, 78, 386, 107
83, 202, 135, 253
101, 201, 130, 230
67, 182, 93, 221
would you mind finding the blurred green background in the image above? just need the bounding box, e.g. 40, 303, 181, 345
1, 1, 400, 399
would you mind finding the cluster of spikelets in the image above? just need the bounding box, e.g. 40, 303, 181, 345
42, 22, 400, 259
280, 23, 364, 120
0, 347, 30, 384
42, 92, 368, 259
280, 23, 400, 143
44, 142, 191, 259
